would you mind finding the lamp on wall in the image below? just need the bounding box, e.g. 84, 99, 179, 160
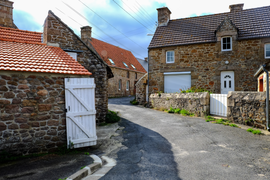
225, 61, 229, 65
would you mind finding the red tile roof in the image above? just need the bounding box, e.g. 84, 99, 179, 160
149, 5, 270, 48
0, 26, 42, 44
0, 28, 91, 75
90, 38, 147, 73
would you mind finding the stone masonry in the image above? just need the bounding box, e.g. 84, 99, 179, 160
135, 73, 148, 104
0, 0, 17, 28
227, 91, 268, 129
0, 72, 86, 155
148, 38, 268, 94
108, 67, 145, 97
43, 11, 113, 124
150, 92, 210, 117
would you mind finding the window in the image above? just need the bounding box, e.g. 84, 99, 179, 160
126, 80, 129, 90
108, 58, 115, 65
166, 51, 174, 63
119, 79, 122, 90
66, 52, 77, 61
265, 44, 270, 58
221, 37, 232, 51
123, 62, 129, 68
135, 72, 137, 79
127, 71, 129, 78
131, 64, 136, 70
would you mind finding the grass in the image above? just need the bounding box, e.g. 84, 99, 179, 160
205, 116, 240, 128
130, 98, 139, 105
247, 128, 262, 135
180, 86, 212, 94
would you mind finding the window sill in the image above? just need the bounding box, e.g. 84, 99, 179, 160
221, 49, 232, 52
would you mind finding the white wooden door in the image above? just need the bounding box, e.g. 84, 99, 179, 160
65, 78, 97, 148
210, 94, 227, 117
221, 71, 234, 94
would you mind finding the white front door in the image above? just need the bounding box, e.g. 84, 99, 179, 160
221, 71, 234, 94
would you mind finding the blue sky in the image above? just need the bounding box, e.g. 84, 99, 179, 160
12, 0, 269, 59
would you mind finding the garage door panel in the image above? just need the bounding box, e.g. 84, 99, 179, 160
164, 74, 191, 93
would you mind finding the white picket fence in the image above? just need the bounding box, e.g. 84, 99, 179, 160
210, 94, 227, 117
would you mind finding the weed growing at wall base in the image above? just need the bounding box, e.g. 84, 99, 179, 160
247, 128, 262, 135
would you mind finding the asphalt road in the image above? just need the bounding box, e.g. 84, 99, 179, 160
102, 96, 270, 180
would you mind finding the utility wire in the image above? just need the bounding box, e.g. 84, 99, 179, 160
62, 1, 146, 58
78, 0, 146, 51
119, 0, 155, 30
112, 0, 154, 33
134, 0, 157, 22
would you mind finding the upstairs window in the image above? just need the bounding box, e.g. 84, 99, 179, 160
265, 44, 270, 59
108, 58, 115, 65
131, 64, 136, 70
166, 51, 174, 63
123, 62, 129, 68
221, 37, 232, 51
66, 52, 77, 61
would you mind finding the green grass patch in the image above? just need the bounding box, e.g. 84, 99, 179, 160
180, 109, 189, 116
105, 110, 120, 124
247, 128, 262, 135
229, 124, 239, 127
174, 108, 181, 114
130, 98, 139, 105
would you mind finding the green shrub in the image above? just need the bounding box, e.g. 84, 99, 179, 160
180, 86, 212, 94
247, 128, 262, 135
229, 124, 238, 127
180, 109, 189, 116
105, 110, 120, 123
174, 108, 181, 114
130, 98, 139, 105
168, 107, 175, 113
247, 128, 253, 132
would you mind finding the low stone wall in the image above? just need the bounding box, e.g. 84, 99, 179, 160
150, 92, 210, 117
227, 91, 267, 129
135, 74, 148, 105
0, 72, 84, 155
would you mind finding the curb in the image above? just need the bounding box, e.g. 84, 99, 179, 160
67, 155, 102, 180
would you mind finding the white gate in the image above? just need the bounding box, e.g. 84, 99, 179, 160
210, 94, 227, 117
65, 78, 97, 148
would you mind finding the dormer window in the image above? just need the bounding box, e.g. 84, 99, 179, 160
109, 58, 115, 65
66, 52, 77, 61
221, 37, 232, 51
131, 64, 136, 70
265, 43, 270, 59
123, 62, 129, 68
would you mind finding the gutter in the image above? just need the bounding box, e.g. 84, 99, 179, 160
147, 49, 149, 105
255, 65, 270, 131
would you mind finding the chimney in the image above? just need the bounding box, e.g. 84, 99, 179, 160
157, 7, 171, 26
0, 0, 17, 28
229, 4, 244, 13
81, 26, 92, 43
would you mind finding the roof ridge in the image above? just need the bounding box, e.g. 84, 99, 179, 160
92, 38, 132, 53
0, 26, 42, 34
0, 38, 46, 45
171, 5, 270, 21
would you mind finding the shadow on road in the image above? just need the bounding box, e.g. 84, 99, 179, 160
100, 118, 181, 180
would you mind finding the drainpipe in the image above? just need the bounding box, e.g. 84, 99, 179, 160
262, 64, 270, 131
147, 49, 149, 105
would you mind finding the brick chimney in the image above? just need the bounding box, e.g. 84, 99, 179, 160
157, 7, 171, 26
0, 0, 17, 28
229, 4, 244, 13
81, 26, 92, 43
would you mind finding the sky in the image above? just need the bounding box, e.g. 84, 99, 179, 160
11, 0, 270, 59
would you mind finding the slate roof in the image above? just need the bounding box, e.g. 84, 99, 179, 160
90, 38, 147, 73
0, 27, 91, 75
136, 58, 148, 72
149, 5, 270, 48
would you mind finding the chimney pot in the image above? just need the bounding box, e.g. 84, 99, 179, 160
81, 26, 92, 43
229, 3, 244, 13
144, 57, 148, 62
157, 7, 171, 27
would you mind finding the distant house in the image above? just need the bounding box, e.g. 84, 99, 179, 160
85, 30, 147, 97
148, 4, 270, 94
136, 57, 148, 72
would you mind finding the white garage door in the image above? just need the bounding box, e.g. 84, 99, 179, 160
164, 72, 191, 93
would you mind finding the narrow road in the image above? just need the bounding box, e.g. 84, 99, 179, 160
102, 96, 270, 180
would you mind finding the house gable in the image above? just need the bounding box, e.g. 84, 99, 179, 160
215, 16, 238, 42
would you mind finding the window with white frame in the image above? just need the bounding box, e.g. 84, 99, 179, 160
119, 79, 122, 90
126, 80, 129, 90
221, 37, 232, 51
265, 44, 270, 58
66, 52, 77, 61
166, 51, 174, 63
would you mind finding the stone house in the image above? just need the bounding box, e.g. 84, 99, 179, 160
43, 11, 113, 123
148, 4, 270, 94
0, 26, 92, 155
85, 29, 147, 97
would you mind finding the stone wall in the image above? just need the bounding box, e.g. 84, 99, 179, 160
43, 11, 112, 124
150, 92, 210, 117
0, 72, 85, 155
148, 37, 270, 94
136, 74, 148, 104
108, 67, 145, 97
227, 91, 267, 129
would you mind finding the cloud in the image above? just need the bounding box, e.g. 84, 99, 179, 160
13, 10, 42, 32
